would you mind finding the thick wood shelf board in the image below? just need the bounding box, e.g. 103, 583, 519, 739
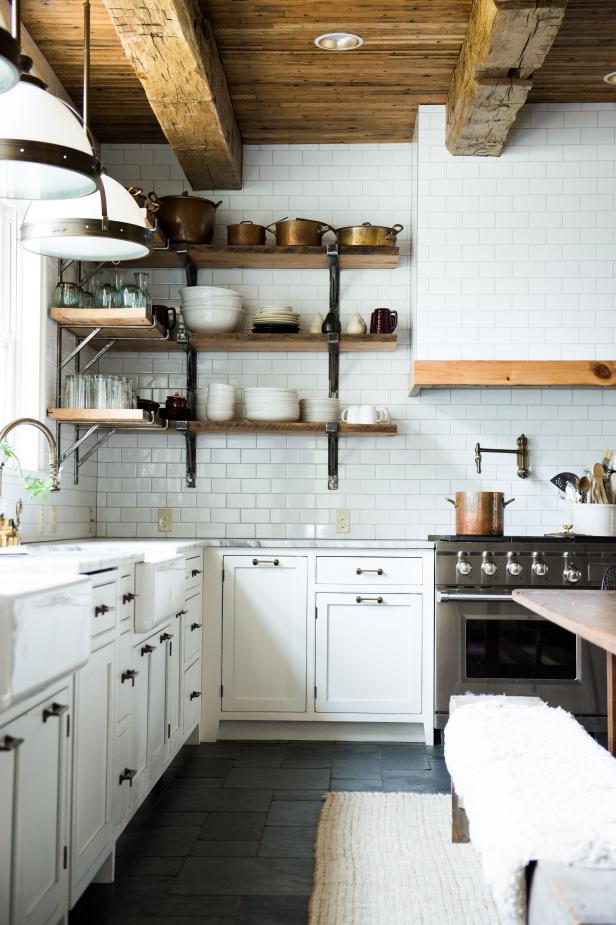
50, 306, 169, 341
47, 408, 161, 427
411, 360, 616, 391
188, 332, 397, 353
187, 420, 397, 436
111, 244, 399, 270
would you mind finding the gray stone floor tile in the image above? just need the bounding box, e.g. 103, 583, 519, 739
158, 789, 274, 813
281, 758, 332, 769
225, 768, 330, 790
259, 826, 315, 858
116, 826, 200, 857
172, 857, 313, 896
191, 841, 260, 857
272, 789, 328, 801
331, 778, 384, 792
199, 812, 267, 842
331, 759, 382, 779
176, 759, 234, 778
237, 894, 309, 925
266, 800, 323, 828
115, 856, 185, 878
379, 747, 430, 770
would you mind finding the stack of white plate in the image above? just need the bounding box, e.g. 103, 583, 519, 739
179, 286, 244, 333
244, 388, 300, 422
206, 382, 236, 422
253, 305, 300, 333
299, 398, 340, 422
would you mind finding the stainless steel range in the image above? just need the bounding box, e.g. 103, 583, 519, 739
433, 535, 611, 733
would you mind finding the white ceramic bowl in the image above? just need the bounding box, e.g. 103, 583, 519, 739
180, 285, 242, 301
572, 503, 616, 536
182, 305, 243, 333
206, 407, 235, 422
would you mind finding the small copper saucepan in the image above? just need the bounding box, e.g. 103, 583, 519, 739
445, 491, 515, 536
266, 217, 333, 247
227, 220, 268, 246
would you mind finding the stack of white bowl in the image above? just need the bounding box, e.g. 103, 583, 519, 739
299, 397, 340, 422
244, 388, 300, 422
179, 286, 243, 333
206, 383, 236, 422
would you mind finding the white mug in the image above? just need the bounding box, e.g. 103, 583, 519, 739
376, 406, 390, 423
342, 404, 384, 424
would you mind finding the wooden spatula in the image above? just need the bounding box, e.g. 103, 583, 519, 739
592, 462, 609, 503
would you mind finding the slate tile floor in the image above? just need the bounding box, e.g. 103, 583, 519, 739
70, 740, 450, 925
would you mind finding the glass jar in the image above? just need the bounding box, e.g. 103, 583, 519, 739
134, 272, 151, 309
95, 281, 116, 309
54, 281, 80, 307
79, 289, 94, 308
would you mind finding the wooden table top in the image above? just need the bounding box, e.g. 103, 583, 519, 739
513, 589, 616, 656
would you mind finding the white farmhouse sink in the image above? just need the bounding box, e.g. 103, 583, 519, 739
135, 555, 185, 633
0, 573, 92, 713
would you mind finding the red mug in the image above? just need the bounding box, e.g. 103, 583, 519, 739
370, 308, 398, 334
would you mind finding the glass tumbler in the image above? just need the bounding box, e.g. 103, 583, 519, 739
54, 281, 80, 307
133, 272, 151, 309
95, 281, 116, 309
79, 289, 94, 308
90, 374, 110, 409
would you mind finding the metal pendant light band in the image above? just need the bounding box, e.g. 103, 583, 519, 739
0, 28, 20, 74
0, 138, 100, 178
20, 217, 152, 248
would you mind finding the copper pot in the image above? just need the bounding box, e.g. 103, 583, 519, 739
445, 492, 515, 536
149, 191, 223, 245
227, 220, 267, 246
265, 217, 333, 246
335, 222, 404, 247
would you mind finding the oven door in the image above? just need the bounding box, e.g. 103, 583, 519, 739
435, 591, 606, 726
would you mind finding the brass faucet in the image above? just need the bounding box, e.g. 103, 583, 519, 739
0, 417, 61, 493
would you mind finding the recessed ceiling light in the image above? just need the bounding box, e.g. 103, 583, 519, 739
603, 71, 616, 85
314, 32, 363, 51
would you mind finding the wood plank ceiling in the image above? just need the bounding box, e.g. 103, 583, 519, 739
18, 0, 616, 146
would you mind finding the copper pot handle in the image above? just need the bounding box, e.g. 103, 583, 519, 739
318, 222, 334, 235
445, 497, 458, 508
146, 191, 160, 213
213, 200, 223, 209
385, 223, 404, 240
503, 498, 516, 506
265, 216, 288, 234
239, 220, 253, 225
361, 221, 372, 227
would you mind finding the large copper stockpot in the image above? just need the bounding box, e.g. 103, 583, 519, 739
265, 217, 333, 246
445, 492, 515, 536
150, 191, 223, 245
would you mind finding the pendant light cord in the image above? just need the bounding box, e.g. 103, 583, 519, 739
83, 0, 90, 130
11, 0, 20, 50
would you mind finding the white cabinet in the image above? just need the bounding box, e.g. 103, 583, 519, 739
222, 556, 307, 713
163, 627, 182, 755
71, 641, 115, 905
146, 636, 168, 774
183, 659, 202, 735
183, 593, 202, 667
1, 683, 71, 925
315, 593, 423, 714
130, 639, 150, 808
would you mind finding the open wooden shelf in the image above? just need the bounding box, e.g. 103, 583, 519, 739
49, 306, 169, 341
187, 421, 398, 436
411, 360, 616, 393
47, 408, 163, 427
111, 244, 399, 270
188, 332, 397, 353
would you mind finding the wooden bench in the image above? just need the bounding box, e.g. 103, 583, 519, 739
446, 694, 616, 925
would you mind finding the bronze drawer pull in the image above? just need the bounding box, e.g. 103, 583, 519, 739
355, 596, 383, 604
94, 603, 112, 617
42, 702, 69, 722
122, 592, 136, 604
0, 735, 24, 751
176, 609, 188, 618
191, 622, 202, 631
190, 690, 202, 701
191, 568, 202, 577
252, 558, 279, 566
160, 632, 174, 643
141, 644, 156, 656
119, 768, 137, 787
356, 567, 383, 575
121, 669, 139, 686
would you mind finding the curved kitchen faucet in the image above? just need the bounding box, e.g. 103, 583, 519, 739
0, 417, 61, 493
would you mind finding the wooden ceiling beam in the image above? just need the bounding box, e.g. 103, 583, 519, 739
101, 0, 242, 189
446, 0, 567, 156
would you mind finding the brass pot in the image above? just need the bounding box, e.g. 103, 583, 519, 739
335, 222, 404, 247
266, 217, 333, 246
149, 191, 223, 245
445, 492, 515, 536
227, 220, 268, 246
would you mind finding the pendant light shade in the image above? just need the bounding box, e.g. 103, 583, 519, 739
0, 76, 100, 199
0, 28, 20, 93
20, 174, 152, 260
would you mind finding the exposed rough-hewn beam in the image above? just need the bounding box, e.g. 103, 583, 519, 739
446, 0, 567, 156
101, 0, 242, 189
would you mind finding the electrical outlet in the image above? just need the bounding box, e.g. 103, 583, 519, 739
336, 509, 350, 534
158, 508, 172, 533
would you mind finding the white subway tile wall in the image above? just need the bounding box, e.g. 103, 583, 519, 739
94, 106, 616, 540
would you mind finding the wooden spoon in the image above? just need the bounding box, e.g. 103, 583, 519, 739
592, 462, 609, 503
578, 475, 591, 503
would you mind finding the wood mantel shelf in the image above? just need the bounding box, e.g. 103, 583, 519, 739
188, 333, 397, 353
110, 244, 399, 271
411, 360, 616, 393
187, 421, 397, 436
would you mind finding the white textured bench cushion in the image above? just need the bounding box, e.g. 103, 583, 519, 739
445, 697, 616, 925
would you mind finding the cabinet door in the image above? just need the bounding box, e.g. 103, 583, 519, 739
222, 556, 307, 713
130, 640, 150, 809
9, 686, 71, 925
183, 660, 202, 736
113, 723, 133, 834
147, 638, 168, 772
116, 630, 134, 727
164, 629, 182, 754
315, 593, 422, 714
0, 729, 16, 925
183, 592, 202, 667
71, 642, 115, 905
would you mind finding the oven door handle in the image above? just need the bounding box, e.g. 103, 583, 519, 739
437, 591, 514, 603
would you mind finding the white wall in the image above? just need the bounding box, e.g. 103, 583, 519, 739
96, 104, 616, 540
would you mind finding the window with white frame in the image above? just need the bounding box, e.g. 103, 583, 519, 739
0, 201, 46, 470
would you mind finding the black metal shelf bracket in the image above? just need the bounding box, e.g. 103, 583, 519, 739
326, 421, 339, 491
176, 340, 198, 488
326, 243, 341, 490
176, 421, 196, 488
177, 248, 198, 288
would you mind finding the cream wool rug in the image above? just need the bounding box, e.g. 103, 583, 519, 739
308, 793, 503, 925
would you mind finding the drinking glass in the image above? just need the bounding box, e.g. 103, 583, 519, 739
54, 281, 80, 307
79, 289, 94, 308
90, 374, 109, 409
113, 270, 126, 308
95, 281, 115, 308
134, 272, 151, 309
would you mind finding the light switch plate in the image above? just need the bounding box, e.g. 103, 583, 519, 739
336, 509, 350, 534
158, 508, 172, 532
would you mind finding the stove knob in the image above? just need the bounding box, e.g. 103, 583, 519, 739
506, 555, 522, 577
456, 553, 472, 576
481, 554, 497, 576
532, 555, 548, 577
564, 565, 582, 584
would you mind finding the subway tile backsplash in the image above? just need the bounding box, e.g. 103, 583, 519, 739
93, 105, 616, 540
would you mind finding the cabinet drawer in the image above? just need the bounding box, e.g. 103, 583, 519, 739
91, 580, 117, 636
183, 593, 202, 666
185, 553, 203, 591
119, 572, 135, 623
316, 556, 422, 586
116, 630, 134, 726
183, 660, 201, 735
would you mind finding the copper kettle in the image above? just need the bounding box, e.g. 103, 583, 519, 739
446, 492, 515, 536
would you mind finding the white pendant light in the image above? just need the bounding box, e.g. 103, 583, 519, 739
20, 173, 152, 260
0, 28, 20, 93
0, 0, 100, 199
